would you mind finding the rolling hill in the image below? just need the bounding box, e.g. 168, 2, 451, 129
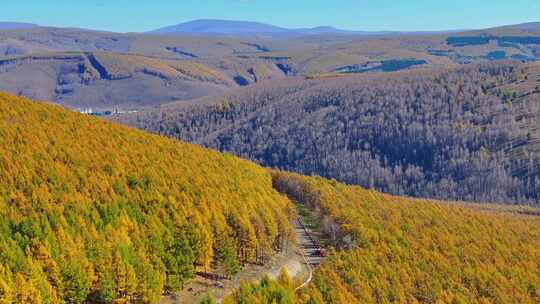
0, 28, 291, 110
118, 61, 540, 204
3, 92, 540, 304
149, 19, 391, 37
3, 16, 540, 304
226, 172, 540, 303
0, 52, 236, 110
1, 21, 540, 111
0, 22, 38, 30
150, 19, 291, 35
0, 92, 295, 303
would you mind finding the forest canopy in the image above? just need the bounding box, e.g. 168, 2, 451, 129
0, 93, 295, 303
224, 172, 540, 304
120, 62, 540, 204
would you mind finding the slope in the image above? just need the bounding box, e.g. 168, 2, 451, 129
0, 92, 295, 303
118, 62, 540, 204
2, 23, 540, 113
3, 22, 540, 77
0, 51, 233, 110
224, 171, 540, 303
0, 22, 38, 30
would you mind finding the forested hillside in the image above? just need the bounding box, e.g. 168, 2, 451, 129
0, 93, 295, 303
224, 172, 540, 303
119, 62, 540, 204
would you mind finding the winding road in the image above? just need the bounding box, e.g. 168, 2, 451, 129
161, 218, 324, 303
293, 219, 325, 290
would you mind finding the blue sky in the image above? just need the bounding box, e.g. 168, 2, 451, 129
2, 0, 540, 33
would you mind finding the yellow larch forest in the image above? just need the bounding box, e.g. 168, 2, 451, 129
0, 92, 295, 303
225, 172, 540, 303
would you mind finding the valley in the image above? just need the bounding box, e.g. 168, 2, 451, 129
6, 90, 540, 303
119, 61, 540, 204
3, 11, 540, 304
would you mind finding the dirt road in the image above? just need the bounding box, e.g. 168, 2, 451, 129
160, 219, 318, 303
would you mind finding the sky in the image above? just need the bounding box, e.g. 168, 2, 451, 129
2, 0, 540, 33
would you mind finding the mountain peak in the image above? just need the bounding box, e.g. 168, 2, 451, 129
149, 19, 359, 36
150, 19, 289, 34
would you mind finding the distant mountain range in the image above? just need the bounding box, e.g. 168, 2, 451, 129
150, 19, 540, 37
1, 18, 540, 112
0, 22, 38, 30
149, 19, 398, 37
2, 19, 539, 37
151, 19, 290, 34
